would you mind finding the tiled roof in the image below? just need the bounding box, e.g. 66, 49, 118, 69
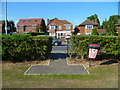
17, 18, 42, 26
48, 18, 72, 25
115, 19, 120, 25
79, 19, 99, 26
61, 20, 72, 24
97, 29, 106, 32
0, 20, 5, 24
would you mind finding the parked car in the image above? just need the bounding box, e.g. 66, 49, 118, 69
52, 38, 62, 46
65, 35, 71, 39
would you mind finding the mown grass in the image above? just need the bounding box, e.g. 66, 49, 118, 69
2, 62, 118, 88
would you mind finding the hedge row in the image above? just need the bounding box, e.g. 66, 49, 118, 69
69, 35, 119, 59
2, 34, 52, 62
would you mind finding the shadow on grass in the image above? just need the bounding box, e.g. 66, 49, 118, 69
100, 60, 118, 65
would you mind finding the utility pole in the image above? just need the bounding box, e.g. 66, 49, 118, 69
5, 0, 7, 34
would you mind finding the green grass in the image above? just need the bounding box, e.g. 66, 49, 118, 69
2, 62, 118, 88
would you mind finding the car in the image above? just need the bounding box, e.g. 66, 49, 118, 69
52, 38, 62, 46
65, 35, 71, 39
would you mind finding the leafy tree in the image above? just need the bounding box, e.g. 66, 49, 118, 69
109, 15, 120, 24
101, 15, 120, 36
92, 28, 99, 35
87, 14, 100, 25
8, 20, 16, 32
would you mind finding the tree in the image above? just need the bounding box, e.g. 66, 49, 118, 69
9, 20, 16, 32
101, 15, 120, 36
109, 15, 120, 24
87, 14, 100, 25
91, 28, 99, 35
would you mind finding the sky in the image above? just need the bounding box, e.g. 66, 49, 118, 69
1, 2, 118, 26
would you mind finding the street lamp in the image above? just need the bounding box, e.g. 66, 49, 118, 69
5, 0, 7, 34
66, 35, 70, 55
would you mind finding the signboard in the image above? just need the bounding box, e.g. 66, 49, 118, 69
89, 48, 98, 59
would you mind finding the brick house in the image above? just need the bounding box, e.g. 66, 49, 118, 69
47, 18, 73, 40
0, 20, 13, 34
17, 18, 47, 33
115, 19, 120, 33
74, 19, 99, 35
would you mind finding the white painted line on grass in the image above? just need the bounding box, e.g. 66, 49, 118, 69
82, 64, 90, 74
24, 65, 33, 75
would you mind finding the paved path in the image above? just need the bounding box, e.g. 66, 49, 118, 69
24, 44, 89, 75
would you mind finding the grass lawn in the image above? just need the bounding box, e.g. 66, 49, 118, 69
2, 61, 118, 88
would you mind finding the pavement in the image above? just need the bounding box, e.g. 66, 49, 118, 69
24, 42, 89, 75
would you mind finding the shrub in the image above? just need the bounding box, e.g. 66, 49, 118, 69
69, 35, 119, 59
2, 34, 52, 62
28, 32, 46, 36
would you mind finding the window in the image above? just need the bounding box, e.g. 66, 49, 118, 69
66, 26, 70, 29
22, 20, 25, 22
50, 26, 56, 30
58, 26, 62, 30
20, 26, 24, 30
28, 20, 31, 22
85, 25, 93, 29
85, 32, 91, 35
32, 27, 36, 29
50, 33, 55, 36
35, 20, 37, 22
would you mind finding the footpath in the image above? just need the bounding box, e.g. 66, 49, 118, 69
24, 43, 88, 75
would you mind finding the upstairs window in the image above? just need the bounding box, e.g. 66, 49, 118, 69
66, 25, 70, 29
50, 25, 56, 30
28, 20, 31, 22
85, 25, 93, 29
35, 20, 37, 22
58, 26, 62, 30
22, 20, 25, 22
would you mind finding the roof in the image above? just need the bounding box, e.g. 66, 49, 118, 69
79, 19, 99, 26
0, 20, 5, 24
115, 19, 120, 26
97, 29, 106, 33
17, 18, 43, 26
61, 20, 72, 24
48, 18, 72, 25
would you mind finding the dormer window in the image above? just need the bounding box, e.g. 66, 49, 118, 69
35, 20, 37, 22
22, 20, 25, 22
85, 25, 93, 29
28, 20, 31, 22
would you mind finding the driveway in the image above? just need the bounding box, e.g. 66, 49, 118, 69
24, 42, 89, 75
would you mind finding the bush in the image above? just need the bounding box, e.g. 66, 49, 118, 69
69, 35, 119, 59
28, 32, 46, 36
2, 34, 52, 62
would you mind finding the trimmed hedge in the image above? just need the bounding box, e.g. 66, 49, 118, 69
69, 35, 119, 59
2, 34, 52, 62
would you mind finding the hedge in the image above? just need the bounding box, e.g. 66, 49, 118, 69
69, 35, 119, 59
2, 34, 52, 62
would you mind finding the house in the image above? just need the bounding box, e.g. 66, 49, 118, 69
74, 19, 99, 35
97, 29, 106, 35
0, 20, 13, 34
47, 18, 73, 40
115, 19, 120, 33
17, 18, 47, 33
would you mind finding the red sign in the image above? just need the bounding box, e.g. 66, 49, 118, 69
89, 48, 98, 59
